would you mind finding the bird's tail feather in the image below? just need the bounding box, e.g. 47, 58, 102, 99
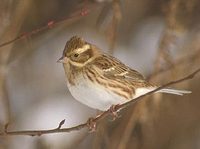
157, 88, 192, 96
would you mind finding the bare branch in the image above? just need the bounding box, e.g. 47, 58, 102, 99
0, 4, 90, 49
0, 68, 199, 137
0, 121, 87, 136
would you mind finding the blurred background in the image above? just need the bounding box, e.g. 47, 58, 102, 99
0, 0, 200, 148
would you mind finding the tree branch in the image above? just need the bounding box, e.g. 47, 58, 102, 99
0, 68, 199, 137
0, 3, 91, 49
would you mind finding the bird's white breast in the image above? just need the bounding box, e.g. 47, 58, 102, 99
66, 75, 125, 111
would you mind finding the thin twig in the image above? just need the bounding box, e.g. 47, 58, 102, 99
0, 3, 91, 49
0, 68, 199, 137
0, 120, 87, 136
122, 68, 200, 108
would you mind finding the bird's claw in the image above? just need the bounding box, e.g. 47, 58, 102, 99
109, 104, 120, 121
87, 117, 97, 132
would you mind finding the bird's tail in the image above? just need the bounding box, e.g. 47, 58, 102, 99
157, 88, 192, 96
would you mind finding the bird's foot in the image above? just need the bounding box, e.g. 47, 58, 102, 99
109, 104, 120, 121
87, 117, 97, 132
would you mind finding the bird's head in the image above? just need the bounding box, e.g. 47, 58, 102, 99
58, 36, 100, 67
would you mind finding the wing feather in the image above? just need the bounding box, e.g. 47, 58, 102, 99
91, 54, 146, 82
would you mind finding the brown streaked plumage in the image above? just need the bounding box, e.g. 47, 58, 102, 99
58, 36, 191, 111
63, 36, 86, 56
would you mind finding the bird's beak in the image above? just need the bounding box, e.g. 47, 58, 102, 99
57, 56, 67, 63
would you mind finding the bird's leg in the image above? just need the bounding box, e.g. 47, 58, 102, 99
109, 104, 121, 121
86, 117, 97, 132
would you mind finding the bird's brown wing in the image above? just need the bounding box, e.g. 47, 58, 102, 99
88, 54, 154, 100
92, 54, 146, 82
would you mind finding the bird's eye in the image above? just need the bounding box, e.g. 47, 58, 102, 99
74, 53, 79, 58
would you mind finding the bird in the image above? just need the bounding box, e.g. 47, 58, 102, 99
58, 36, 191, 111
